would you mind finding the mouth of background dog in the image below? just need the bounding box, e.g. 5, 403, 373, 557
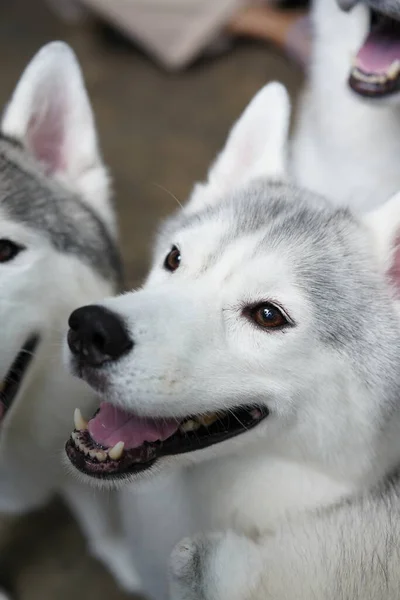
0, 335, 39, 423
350, 8, 400, 97
65, 401, 269, 480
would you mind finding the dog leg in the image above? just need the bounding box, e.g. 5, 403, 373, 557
169, 531, 264, 600
62, 480, 141, 594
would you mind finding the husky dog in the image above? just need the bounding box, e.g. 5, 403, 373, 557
292, 0, 400, 210
0, 42, 137, 593
65, 82, 400, 599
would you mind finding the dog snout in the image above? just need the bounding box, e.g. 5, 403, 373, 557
67, 305, 133, 367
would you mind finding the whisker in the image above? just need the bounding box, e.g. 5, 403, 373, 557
153, 182, 183, 209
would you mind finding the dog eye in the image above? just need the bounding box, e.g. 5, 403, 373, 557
0, 239, 24, 264
164, 246, 181, 272
246, 302, 289, 330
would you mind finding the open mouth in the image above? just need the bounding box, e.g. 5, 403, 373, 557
0, 335, 40, 424
65, 401, 269, 480
350, 8, 400, 97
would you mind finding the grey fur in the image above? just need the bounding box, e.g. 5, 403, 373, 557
0, 135, 123, 287
160, 180, 400, 404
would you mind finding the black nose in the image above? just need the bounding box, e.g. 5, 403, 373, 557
67, 305, 133, 367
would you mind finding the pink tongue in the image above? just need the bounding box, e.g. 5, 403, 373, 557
355, 21, 400, 74
88, 402, 179, 450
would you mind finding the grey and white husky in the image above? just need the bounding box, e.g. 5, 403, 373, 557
0, 42, 137, 593
292, 0, 400, 209
65, 82, 400, 599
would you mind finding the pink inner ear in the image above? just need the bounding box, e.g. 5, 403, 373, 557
26, 94, 66, 174
388, 235, 400, 295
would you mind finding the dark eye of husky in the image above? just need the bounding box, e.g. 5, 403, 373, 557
246, 302, 289, 330
164, 246, 181, 272
0, 239, 24, 263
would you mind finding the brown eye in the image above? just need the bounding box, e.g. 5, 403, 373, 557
164, 246, 181, 272
0, 239, 24, 263
247, 302, 289, 330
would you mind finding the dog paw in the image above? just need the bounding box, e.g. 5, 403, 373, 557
169, 534, 219, 600
170, 532, 264, 600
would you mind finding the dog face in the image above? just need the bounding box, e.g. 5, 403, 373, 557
65, 83, 400, 487
335, 0, 400, 99
0, 43, 120, 476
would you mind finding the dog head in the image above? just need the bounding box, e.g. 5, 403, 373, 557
334, 0, 400, 100
0, 43, 120, 488
65, 83, 400, 488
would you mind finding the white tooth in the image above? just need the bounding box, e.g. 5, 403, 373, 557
387, 60, 400, 80
88, 448, 107, 461
352, 68, 381, 84
96, 450, 107, 462
180, 419, 200, 433
197, 413, 218, 427
109, 441, 125, 460
74, 408, 88, 431
78, 440, 88, 454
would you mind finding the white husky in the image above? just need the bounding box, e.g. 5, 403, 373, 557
0, 42, 137, 594
292, 0, 400, 210
65, 81, 400, 599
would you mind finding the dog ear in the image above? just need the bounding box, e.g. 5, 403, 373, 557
188, 82, 290, 212
1, 42, 115, 235
364, 193, 400, 295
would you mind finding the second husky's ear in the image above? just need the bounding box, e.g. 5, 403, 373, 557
1, 42, 115, 235
188, 82, 290, 212
364, 193, 400, 296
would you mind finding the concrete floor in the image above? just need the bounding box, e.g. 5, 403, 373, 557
0, 1, 303, 598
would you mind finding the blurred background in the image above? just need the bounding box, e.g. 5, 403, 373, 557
0, 1, 304, 598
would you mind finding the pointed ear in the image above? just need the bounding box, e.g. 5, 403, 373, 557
364, 193, 400, 295
188, 82, 290, 212
1, 42, 114, 233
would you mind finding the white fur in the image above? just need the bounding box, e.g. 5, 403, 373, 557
2, 41, 116, 236
291, 0, 400, 211
66, 81, 400, 599
188, 83, 290, 212
0, 43, 134, 593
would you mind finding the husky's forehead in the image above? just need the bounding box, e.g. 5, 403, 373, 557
159, 181, 352, 255
0, 136, 122, 286
157, 181, 398, 357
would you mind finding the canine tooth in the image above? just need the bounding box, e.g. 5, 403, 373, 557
197, 413, 218, 427
74, 408, 88, 431
387, 60, 400, 80
109, 441, 125, 460
180, 419, 200, 433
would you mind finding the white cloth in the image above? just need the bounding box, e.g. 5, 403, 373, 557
79, 0, 247, 69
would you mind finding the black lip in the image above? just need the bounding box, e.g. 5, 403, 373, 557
65, 405, 269, 481
1, 335, 40, 415
349, 71, 400, 97
349, 8, 400, 98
